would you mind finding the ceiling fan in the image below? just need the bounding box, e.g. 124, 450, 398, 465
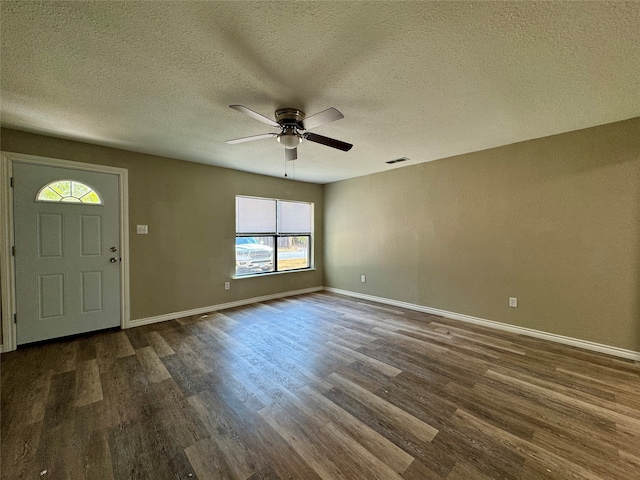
226, 105, 353, 161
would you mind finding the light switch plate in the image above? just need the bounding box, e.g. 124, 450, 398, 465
136, 225, 148, 234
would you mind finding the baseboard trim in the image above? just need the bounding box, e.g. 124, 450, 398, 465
323, 287, 640, 362
128, 287, 324, 328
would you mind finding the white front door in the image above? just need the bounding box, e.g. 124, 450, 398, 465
13, 162, 121, 344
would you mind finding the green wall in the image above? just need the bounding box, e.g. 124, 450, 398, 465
324, 118, 640, 351
1, 128, 324, 321
3, 118, 639, 352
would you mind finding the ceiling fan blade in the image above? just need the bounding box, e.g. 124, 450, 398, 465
226, 133, 277, 144
229, 105, 279, 127
304, 132, 353, 152
301, 107, 344, 130
285, 147, 297, 161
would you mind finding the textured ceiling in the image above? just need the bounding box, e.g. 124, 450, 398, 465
1, 1, 639, 184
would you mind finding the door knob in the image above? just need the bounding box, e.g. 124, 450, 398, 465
110, 258, 118, 263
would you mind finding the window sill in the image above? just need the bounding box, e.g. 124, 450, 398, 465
232, 268, 316, 280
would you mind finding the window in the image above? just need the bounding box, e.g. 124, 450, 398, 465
36, 180, 102, 204
236, 196, 313, 276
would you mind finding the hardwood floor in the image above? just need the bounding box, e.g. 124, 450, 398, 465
2, 292, 639, 479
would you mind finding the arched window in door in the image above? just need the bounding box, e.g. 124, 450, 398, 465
36, 180, 102, 204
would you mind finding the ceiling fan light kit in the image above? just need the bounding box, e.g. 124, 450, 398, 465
227, 105, 353, 161
277, 131, 302, 150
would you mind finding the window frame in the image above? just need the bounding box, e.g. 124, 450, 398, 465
235, 196, 314, 277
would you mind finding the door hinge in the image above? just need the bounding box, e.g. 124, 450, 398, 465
14, 313, 17, 324
10, 177, 14, 187
12, 246, 15, 256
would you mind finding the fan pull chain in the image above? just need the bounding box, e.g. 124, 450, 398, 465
284, 158, 295, 180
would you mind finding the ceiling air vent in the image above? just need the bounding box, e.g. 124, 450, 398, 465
386, 157, 409, 165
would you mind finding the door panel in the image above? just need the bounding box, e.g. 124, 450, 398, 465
38, 213, 63, 257
80, 215, 102, 256
38, 274, 65, 318
13, 162, 121, 344
81, 271, 103, 313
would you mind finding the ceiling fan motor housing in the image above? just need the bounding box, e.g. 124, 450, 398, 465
275, 108, 305, 127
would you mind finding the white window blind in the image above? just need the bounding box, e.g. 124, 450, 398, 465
236, 197, 276, 233
277, 201, 312, 233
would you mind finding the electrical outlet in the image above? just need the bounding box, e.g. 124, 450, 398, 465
136, 225, 148, 234
361, 275, 366, 283
224, 282, 230, 291
509, 297, 518, 308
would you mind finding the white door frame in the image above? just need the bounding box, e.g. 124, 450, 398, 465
1, 151, 130, 352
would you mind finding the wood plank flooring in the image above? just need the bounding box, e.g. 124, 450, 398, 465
2, 292, 639, 479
